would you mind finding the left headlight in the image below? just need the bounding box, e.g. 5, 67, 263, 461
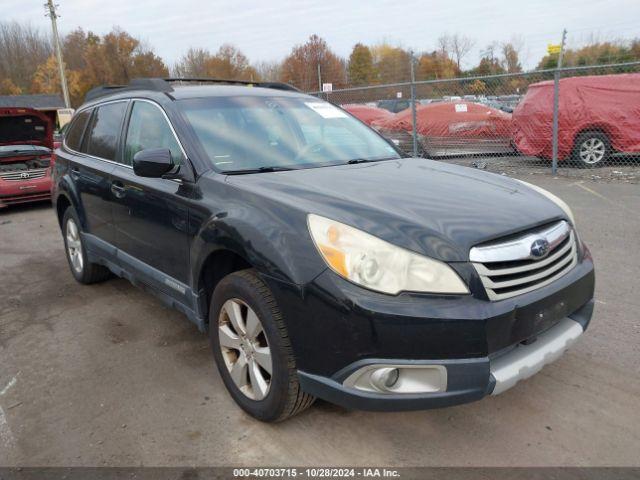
307, 214, 469, 295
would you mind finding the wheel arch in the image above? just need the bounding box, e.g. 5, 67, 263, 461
55, 193, 72, 228
572, 124, 614, 149
53, 174, 83, 230
195, 247, 253, 327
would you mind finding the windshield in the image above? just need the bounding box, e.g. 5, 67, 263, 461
178, 96, 401, 173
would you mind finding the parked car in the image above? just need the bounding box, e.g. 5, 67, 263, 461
376, 98, 415, 113
512, 73, 640, 166
372, 101, 514, 157
0, 107, 54, 208
52, 78, 594, 422
341, 103, 393, 126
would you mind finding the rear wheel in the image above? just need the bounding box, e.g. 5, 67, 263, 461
209, 269, 315, 422
572, 131, 611, 167
62, 207, 111, 284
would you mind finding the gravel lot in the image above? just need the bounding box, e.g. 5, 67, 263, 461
0, 172, 639, 467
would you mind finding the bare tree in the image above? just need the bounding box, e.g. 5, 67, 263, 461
0, 22, 51, 92
437, 34, 451, 58
173, 47, 212, 77
436, 33, 475, 69
254, 60, 282, 82
450, 34, 475, 69
501, 37, 524, 73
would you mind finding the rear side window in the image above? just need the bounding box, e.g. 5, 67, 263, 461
83, 102, 127, 161
64, 110, 91, 151
123, 101, 184, 166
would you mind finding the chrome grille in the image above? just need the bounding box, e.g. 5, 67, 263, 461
0, 168, 48, 182
470, 221, 578, 301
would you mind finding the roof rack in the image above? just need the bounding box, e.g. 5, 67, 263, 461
84, 77, 299, 103
164, 78, 300, 92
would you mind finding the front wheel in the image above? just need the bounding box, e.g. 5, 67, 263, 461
209, 269, 315, 422
572, 131, 611, 167
62, 207, 111, 284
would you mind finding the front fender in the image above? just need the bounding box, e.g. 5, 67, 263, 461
190, 207, 327, 289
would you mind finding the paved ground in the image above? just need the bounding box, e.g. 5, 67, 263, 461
0, 173, 639, 467
446, 155, 640, 184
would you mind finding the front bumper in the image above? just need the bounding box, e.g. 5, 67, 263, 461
0, 174, 52, 208
263, 254, 594, 411
297, 302, 592, 411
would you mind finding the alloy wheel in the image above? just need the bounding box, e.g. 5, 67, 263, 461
66, 218, 83, 273
218, 298, 273, 400
579, 138, 606, 164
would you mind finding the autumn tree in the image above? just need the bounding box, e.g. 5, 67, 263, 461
370, 43, 411, 83
174, 48, 212, 77
280, 35, 346, 91
207, 44, 258, 80
537, 39, 640, 69
501, 42, 522, 73
174, 45, 258, 80
58, 27, 169, 105
469, 43, 506, 76
348, 43, 375, 86
0, 78, 22, 95
416, 51, 460, 80
31, 55, 83, 101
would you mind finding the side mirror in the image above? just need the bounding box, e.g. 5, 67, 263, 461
132, 148, 174, 178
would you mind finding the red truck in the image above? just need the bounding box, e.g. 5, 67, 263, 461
0, 107, 54, 208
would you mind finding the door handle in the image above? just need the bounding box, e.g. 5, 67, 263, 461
111, 182, 126, 198
70, 167, 80, 180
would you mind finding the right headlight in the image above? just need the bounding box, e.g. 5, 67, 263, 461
307, 214, 469, 295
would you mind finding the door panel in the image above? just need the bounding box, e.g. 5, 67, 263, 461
111, 100, 191, 294
70, 154, 116, 245
111, 165, 190, 283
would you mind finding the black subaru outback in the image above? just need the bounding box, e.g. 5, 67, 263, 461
52, 78, 595, 422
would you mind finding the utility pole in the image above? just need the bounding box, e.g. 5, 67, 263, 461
45, 0, 70, 108
551, 28, 567, 175
317, 63, 322, 93
409, 51, 418, 157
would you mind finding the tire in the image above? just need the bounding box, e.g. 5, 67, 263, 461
209, 269, 315, 422
571, 131, 611, 167
62, 207, 112, 284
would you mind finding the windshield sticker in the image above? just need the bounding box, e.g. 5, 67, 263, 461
454, 103, 468, 113
305, 102, 348, 119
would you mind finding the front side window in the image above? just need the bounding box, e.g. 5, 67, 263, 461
178, 96, 400, 173
83, 102, 127, 161
123, 101, 184, 166
64, 109, 91, 151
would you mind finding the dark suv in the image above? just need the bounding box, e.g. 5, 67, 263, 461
52, 78, 595, 422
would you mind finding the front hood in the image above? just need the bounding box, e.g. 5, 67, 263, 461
0, 108, 53, 149
226, 159, 566, 262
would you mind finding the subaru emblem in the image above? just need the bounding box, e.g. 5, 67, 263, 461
530, 238, 550, 258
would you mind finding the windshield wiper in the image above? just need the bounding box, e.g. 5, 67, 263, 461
223, 165, 297, 175
346, 156, 398, 165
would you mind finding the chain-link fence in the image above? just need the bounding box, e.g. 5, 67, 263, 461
310, 62, 640, 181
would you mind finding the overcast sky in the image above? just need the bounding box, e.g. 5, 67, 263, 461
5, 0, 640, 70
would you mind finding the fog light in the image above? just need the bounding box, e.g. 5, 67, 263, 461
343, 364, 447, 394
370, 367, 399, 391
